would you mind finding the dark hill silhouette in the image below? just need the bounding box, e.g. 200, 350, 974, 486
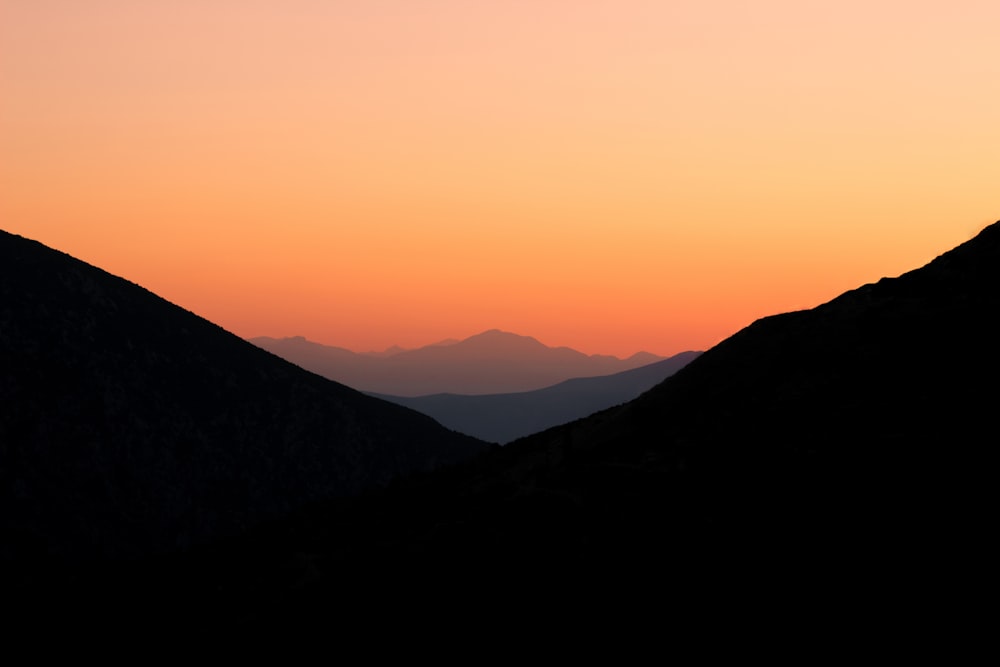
385, 222, 997, 559
251, 329, 665, 395
10, 222, 998, 634
374, 351, 700, 443
170, 221, 1000, 630
0, 230, 487, 563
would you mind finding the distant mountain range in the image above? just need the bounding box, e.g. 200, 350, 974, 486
0, 230, 487, 561
374, 352, 700, 443
250, 330, 666, 395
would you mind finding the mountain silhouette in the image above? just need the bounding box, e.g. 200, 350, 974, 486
181, 220, 1000, 626
0, 230, 487, 563
251, 329, 665, 395
403, 222, 999, 556
374, 351, 700, 443
8, 222, 998, 633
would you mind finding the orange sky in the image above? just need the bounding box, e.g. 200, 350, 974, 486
2, 1, 997, 356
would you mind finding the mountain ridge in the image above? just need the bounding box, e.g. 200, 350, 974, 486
200, 219, 1000, 619
251, 329, 667, 395
0, 229, 488, 561
7, 221, 997, 631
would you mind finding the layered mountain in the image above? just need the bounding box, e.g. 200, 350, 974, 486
0, 230, 487, 562
250, 330, 665, 396
10, 222, 998, 632
194, 221, 1000, 619
374, 351, 700, 443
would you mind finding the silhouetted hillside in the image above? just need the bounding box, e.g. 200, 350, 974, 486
0, 230, 487, 563
426, 222, 998, 557
9, 223, 998, 634
192, 221, 999, 628
375, 352, 700, 443
251, 329, 665, 395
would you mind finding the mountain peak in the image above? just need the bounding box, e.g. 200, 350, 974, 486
254, 329, 668, 395
461, 329, 545, 347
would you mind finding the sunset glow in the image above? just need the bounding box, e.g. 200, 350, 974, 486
2, 1, 997, 356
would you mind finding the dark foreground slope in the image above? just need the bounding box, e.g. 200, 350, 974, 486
8, 223, 998, 634
205, 222, 999, 618
374, 352, 700, 443
0, 230, 487, 563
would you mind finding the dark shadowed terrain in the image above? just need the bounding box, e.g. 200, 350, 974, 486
0, 230, 487, 566
4, 222, 997, 635
191, 221, 999, 630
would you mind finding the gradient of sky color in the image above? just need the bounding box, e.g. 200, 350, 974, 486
2, 1, 997, 356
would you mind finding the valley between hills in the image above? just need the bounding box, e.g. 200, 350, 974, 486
2, 222, 998, 632
251, 330, 701, 443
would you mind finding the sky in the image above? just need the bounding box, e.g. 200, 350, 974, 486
2, 1, 997, 357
